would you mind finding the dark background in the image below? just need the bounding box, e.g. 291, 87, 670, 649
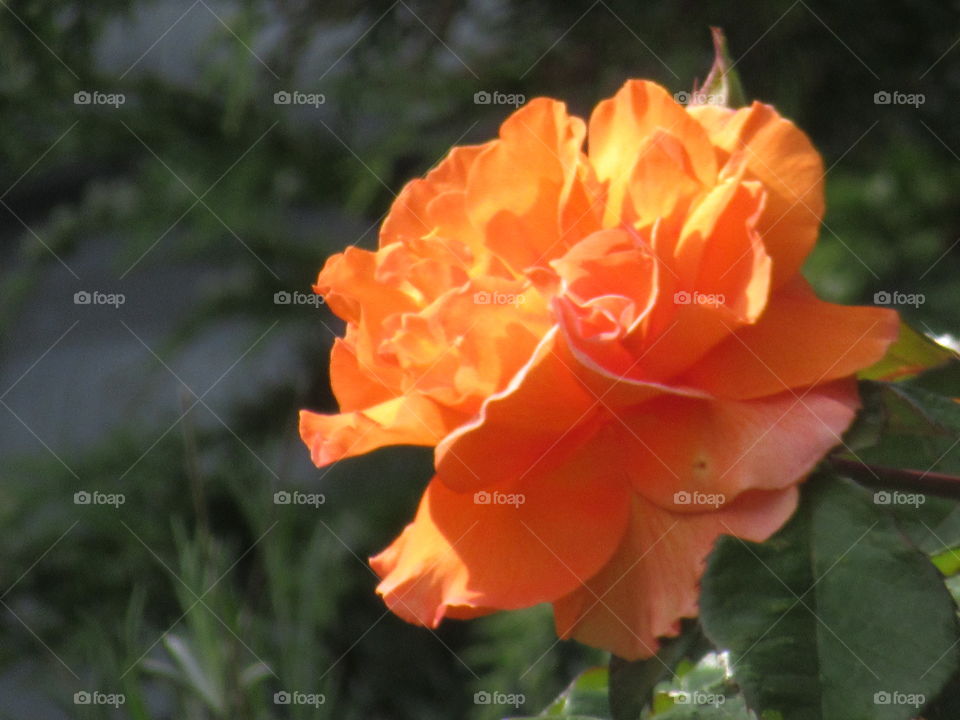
0, 1, 957, 718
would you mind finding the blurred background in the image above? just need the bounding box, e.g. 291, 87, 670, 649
0, 1, 957, 718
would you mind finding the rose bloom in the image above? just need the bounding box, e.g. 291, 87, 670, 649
300, 80, 899, 659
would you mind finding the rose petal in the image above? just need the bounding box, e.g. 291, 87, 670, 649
552, 487, 798, 660
435, 322, 713, 496
589, 80, 717, 228
328, 334, 396, 412
550, 228, 659, 317
378, 279, 551, 411
625, 129, 705, 230
434, 327, 603, 493
381, 144, 488, 247
612, 378, 858, 510
300, 393, 466, 468
688, 102, 824, 287
626, 178, 771, 382
467, 99, 589, 272
675, 179, 771, 322
680, 277, 900, 399
372, 442, 631, 625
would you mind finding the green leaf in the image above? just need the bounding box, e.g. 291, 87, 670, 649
923, 671, 960, 720
609, 625, 709, 720
851, 381, 960, 476
239, 661, 273, 688
834, 380, 960, 553
859, 322, 956, 381
880, 381, 960, 436
648, 652, 757, 719
893, 498, 960, 557
651, 697, 755, 719
932, 546, 960, 576
158, 634, 226, 713
699, 475, 960, 720
522, 667, 611, 719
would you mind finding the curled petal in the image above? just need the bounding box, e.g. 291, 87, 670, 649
625, 129, 705, 230
315, 246, 418, 327
674, 179, 770, 323
435, 321, 710, 497
553, 302, 711, 409
435, 327, 602, 493
589, 80, 717, 228
550, 228, 659, 319
629, 178, 771, 381
299, 394, 466, 468
378, 278, 550, 410
380, 144, 488, 248
467, 98, 589, 272
328, 334, 397, 412
688, 102, 824, 287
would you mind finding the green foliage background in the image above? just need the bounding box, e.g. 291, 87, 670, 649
0, 1, 957, 718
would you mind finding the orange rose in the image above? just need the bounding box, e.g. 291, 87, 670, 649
300, 80, 899, 659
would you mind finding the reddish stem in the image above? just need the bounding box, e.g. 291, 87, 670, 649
829, 456, 960, 500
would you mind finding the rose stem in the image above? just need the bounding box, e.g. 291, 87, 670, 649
829, 456, 960, 501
